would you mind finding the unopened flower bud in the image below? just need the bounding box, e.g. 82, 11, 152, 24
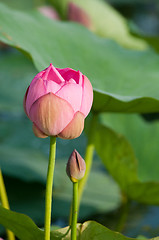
23, 63, 93, 139
66, 149, 86, 183
68, 2, 93, 30
38, 6, 60, 20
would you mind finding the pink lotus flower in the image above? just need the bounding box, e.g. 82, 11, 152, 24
24, 64, 93, 139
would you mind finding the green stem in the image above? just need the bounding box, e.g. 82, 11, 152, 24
77, 114, 97, 215
0, 169, 15, 240
44, 136, 56, 240
69, 114, 97, 224
77, 141, 94, 211
71, 182, 78, 240
116, 194, 130, 233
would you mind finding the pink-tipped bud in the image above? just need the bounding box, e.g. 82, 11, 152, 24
66, 149, 86, 183
68, 2, 93, 30
23, 63, 93, 139
38, 6, 60, 20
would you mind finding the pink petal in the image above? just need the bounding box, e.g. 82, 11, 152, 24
68, 2, 92, 29
26, 78, 46, 116
80, 76, 93, 117
29, 93, 74, 136
56, 83, 82, 112
68, 78, 76, 84
30, 70, 46, 85
57, 68, 83, 85
38, 6, 60, 20
56, 67, 70, 75
58, 111, 84, 139
43, 63, 65, 84
44, 79, 62, 94
23, 86, 30, 117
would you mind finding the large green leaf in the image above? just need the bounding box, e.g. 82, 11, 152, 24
0, 206, 158, 240
0, 0, 42, 10
92, 119, 138, 190
1, 3, 159, 113
137, 237, 148, 240
0, 205, 43, 240
109, 0, 150, 3
51, 0, 147, 49
93, 114, 159, 204
101, 114, 159, 182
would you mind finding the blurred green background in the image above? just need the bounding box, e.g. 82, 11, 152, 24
0, 0, 159, 239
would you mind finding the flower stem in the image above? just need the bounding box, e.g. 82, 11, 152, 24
77, 140, 94, 211
116, 193, 130, 233
71, 182, 78, 240
44, 136, 56, 240
0, 169, 15, 240
69, 114, 97, 224
77, 114, 97, 215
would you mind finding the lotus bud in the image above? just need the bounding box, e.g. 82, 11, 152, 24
38, 6, 60, 20
66, 149, 86, 183
23, 63, 93, 139
68, 2, 93, 30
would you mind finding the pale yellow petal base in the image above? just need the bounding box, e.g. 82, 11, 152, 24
58, 112, 85, 139
32, 123, 48, 138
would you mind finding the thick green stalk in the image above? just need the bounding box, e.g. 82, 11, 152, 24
0, 169, 15, 240
116, 193, 130, 233
77, 114, 97, 214
69, 114, 97, 224
71, 182, 78, 240
77, 141, 94, 210
44, 136, 56, 240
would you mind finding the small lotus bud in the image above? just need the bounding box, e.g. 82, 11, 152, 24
38, 6, 60, 20
66, 149, 86, 183
68, 2, 93, 30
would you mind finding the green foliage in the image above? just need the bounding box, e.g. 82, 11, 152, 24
137, 236, 148, 240
101, 114, 159, 182
92, 114, 159, 204
1, 3, 159, 113
0, 206, 158, 240
0, 50, 121, 224
0, 205, 43, 240
109, 0, 150, 3
0, 2, 159, 239
0, 0, 40, 10
0, 50, 36, 113
90, 118, 138, 190
51, 0, 147, 49
0, 119, 121, 221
